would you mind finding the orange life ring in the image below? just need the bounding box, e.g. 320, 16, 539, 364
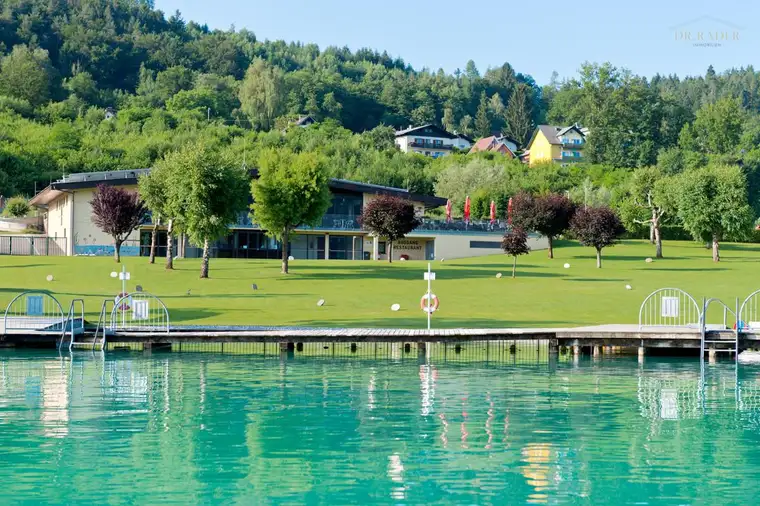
420, 293, 439, 313
115, 292, 131, 311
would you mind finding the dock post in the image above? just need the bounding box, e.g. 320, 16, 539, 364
593, 346, 600, 358
279, 341, 289, 353
638, 346, 645, 363
548, 339, 559, 355
709, 348, 717, 363
572, 345, 580, 357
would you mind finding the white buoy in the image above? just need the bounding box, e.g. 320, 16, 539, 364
399, 257, 407, 262
440, 258, 445, 263
496, 273, 502, 279
110, 271, 118, 278
625, 284, 632, 290
46, 274, 54, 282
645, 257, 653, 263
391, 303, 400, 311
317, 299, 325, 307
288, 255, 295, 261
563, 263, 570, 269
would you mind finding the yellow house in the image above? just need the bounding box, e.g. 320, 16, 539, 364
525, 124, 587, 166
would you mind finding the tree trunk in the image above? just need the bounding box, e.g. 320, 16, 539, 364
200, 238, 210, 278
654, 221, 663, 259
388, 240, 393, 263
649, 220, 655, 244
149, 220, 158, 264
512, 255, 517, 278
596, 248, 602, 268
113, 239, 122, 263
547, 235, 554, 259
712, 235, 720, 262
281, 228, 290, 274
165, 219, 174, 270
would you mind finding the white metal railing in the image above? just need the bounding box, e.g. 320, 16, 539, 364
109, 292, 169, 334
638, 288, 701, 330
59, 299, 84, 352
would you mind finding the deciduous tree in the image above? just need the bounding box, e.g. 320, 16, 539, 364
570, 206, 624, 268
164, 143, 249, 278
359, 195, 421, 263
90, 185, 147, 263
501, 227, 530, 277
619, 166, 673, 258
0, 45, 53, 106
3, 196, 30, 218
239, 58, 286, 131
251, 148, 332, 274
510, 192, 575, 259
675, 164, 754, 262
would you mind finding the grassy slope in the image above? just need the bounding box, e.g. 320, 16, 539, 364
0, 240, 756, 328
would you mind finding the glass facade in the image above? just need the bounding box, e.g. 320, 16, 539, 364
328, 235, 363, 260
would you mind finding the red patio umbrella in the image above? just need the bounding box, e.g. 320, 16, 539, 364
489, 200, 496, 224
464, 196, 471, 224
445, 199, 452, 223
507, 197, 513, 225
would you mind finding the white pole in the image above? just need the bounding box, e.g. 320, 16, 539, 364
427, 262, 432, 331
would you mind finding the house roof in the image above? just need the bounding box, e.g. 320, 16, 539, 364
394, 124, 457, 139
454, 132, 474, 143
468, 136, 516, 157
294, 115, 315, 126
30, 169, 448, 209
527, 124, 586, 148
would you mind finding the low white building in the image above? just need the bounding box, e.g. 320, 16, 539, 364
394, 124, 471, 158
28, 170, 547, 261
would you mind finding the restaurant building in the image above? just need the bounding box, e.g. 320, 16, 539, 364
29, 169, 547, 261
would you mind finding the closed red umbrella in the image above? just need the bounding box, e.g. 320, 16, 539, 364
445, 199, 452, 223
507, 197, 513, 225
464, 196, 471, 224
489, 200, 496, 224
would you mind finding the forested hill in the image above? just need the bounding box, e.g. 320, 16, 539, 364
2, 0, 760, 199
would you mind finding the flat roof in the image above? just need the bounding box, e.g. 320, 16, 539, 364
31, 169, 447, 208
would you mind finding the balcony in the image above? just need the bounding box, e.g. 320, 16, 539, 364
234, 213, 361, 231
559, 139, 584, 147
230, 213, 506, 235
408, 141, 452, 150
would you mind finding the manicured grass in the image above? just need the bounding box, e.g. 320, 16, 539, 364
0, 240, 757, 328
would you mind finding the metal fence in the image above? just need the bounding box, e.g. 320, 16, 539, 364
0, 236, 66, 256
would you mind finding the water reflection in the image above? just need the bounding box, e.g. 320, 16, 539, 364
0, 351, 758, 504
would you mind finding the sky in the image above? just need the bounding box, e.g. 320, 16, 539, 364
156, 0, 758, 85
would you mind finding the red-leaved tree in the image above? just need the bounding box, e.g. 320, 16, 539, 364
510, 192, 575, 259
359, 195, 420, 263
570, 206, 624, 268
501, 227, 531, 277
90, 184, 147, 262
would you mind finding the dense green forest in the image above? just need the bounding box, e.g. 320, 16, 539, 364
1, 0, 760, 230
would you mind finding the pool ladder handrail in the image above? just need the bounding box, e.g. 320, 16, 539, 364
92, 298, 114, 352
700, 297, 739, 361
59, 299, 85, 352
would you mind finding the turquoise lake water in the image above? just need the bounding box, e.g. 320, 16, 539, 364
1, 348, 760, 505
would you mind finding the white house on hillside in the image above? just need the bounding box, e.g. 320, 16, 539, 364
394, 124, 471, 158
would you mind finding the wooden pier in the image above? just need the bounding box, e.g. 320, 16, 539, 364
1, 323, 756, 353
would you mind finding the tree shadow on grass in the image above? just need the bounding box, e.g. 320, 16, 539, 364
161, 293, 310, 300
564, 278, 628, 282
635, 267, 728, 272
277, 267, 565, 281
167, 308, 223, 323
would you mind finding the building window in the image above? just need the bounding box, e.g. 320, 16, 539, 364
415, 137, 423, 144
469, 240, 502, 249
425, 151, 431, 156
378, 241, 387, 255
433, 139, 442, 147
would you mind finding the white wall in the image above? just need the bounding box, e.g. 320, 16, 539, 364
432, 233, 548, 260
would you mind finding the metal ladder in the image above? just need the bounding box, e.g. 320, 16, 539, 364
700, 298, 739, 361
91, 299, 114, 352
59, 299, 84, 352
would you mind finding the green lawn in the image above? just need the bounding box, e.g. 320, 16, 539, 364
0, 240, 757, 328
